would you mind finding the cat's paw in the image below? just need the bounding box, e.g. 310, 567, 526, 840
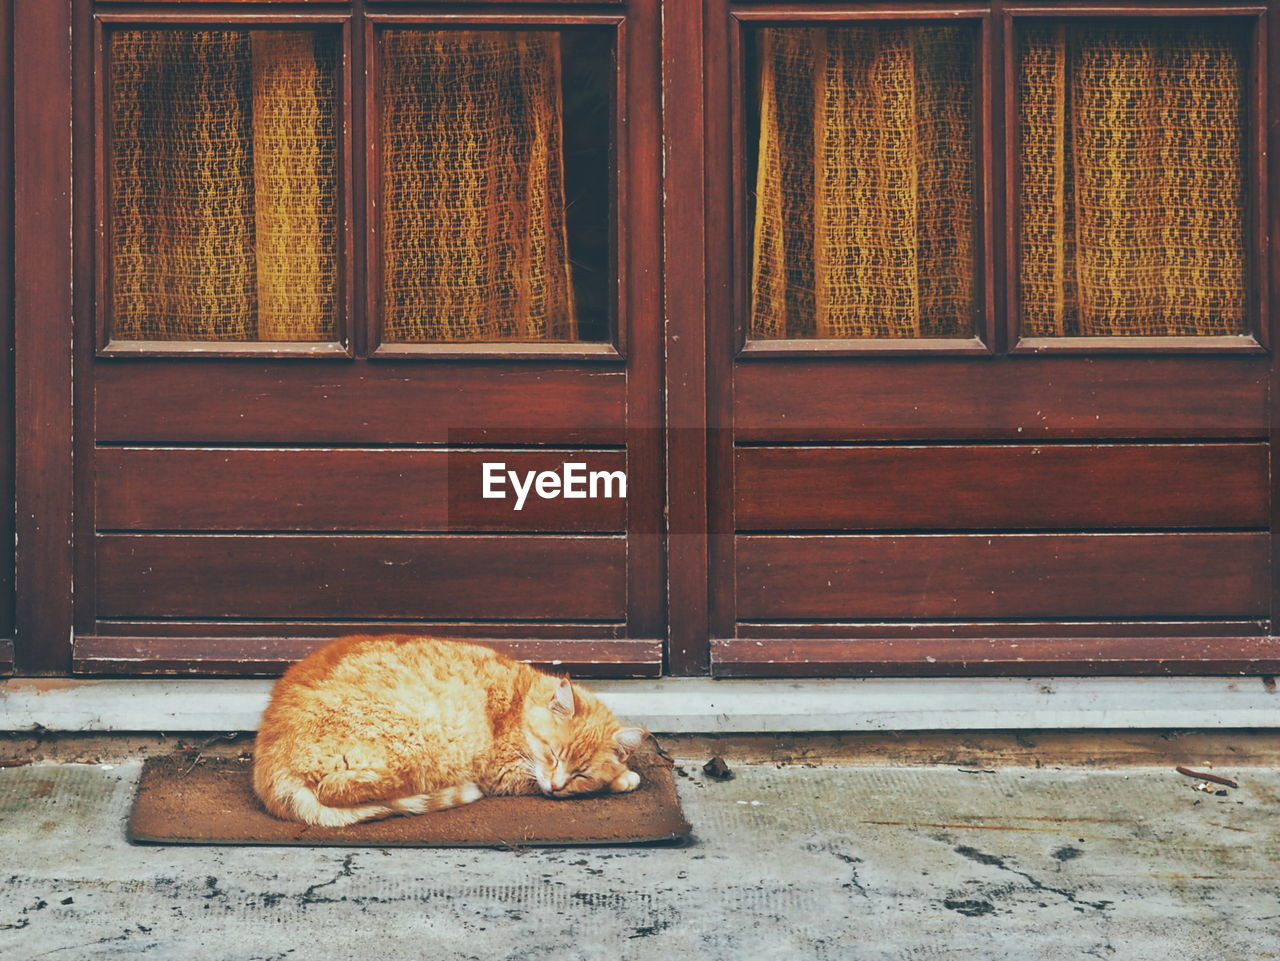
609, 770, 641, 793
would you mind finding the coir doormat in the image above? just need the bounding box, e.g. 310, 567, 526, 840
127, 749, 692, 848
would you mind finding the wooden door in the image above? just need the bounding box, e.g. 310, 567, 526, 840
703, 2, 1279, 677
15, 0, 1280, 680
15, 1, 663, 677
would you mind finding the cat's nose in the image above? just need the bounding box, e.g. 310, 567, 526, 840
550, 777, 568, 792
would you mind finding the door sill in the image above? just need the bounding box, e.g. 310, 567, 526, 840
2, 675, 1278, 732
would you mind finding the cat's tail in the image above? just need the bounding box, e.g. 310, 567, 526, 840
261, 774, 484, 828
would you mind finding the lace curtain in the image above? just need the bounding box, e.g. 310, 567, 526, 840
751, 26, 977, 339
111, 29, 578, 344
380, 31, 578, 343
111, 30, 339, 341
1019, 24, 1247, 336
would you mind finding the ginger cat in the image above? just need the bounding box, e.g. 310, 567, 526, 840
252, 635, 647, 827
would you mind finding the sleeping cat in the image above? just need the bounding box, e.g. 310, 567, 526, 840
253, 635, 647, 827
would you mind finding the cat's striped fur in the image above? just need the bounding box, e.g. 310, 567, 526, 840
253, 635, 646, 827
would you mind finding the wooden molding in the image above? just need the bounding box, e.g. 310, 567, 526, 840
74, 635, 663, 679
713, 636, 1280, 678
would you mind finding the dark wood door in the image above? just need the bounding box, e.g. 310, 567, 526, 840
14, 2, 664, 677
705, 2, 1278, 676
14, 0, 1280, 680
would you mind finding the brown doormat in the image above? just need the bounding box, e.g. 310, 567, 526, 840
127, 749, 692, 848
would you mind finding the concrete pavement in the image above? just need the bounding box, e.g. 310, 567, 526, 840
2, 745, 1277, 960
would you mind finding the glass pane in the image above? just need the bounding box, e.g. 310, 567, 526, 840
109, 29, 341, 342
1017, 21, 1248, 337
380, 29, 612, 344
748, 24, 978, 340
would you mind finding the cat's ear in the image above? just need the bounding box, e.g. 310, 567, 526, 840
550, 678, 576, 719
612, 727, 647, 759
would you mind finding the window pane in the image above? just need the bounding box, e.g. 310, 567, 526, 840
380, 29, 612, 344
1018, 22, 1247, 337
110, 29, 340, 342
749, 25, 978, 340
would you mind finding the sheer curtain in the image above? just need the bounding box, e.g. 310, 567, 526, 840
751, 26, 976, 339
1019, 24, 1247, 337
111, 30, 338, 341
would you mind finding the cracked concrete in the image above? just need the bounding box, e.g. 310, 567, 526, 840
1, 757, 1278, 960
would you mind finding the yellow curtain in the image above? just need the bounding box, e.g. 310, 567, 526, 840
110, 30, 338, 342
751, 26, 976, 339
381, 31, 577, 343
1019, 24, 1246, 337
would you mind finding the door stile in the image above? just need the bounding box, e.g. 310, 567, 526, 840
1268, 0, 1280, 643
13, 0, 74, 675
662, 0, 712, 674
707, 0, 737, 652
624, 0, 667, 646
72, 0, 95, 652
706, 0, 737, 655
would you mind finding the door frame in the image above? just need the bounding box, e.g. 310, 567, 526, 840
13, 0, 74, 674
0, 0, 13, 675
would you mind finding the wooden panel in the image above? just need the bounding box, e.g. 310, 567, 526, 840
736, 533, 1269, 619
735, 356, 1268, 441
96, 534, 626, 620
74, 635, 660, 678
735, 620, 1269, 639
93, 620, 626, 640
712, 636, 1280, 677
95, 362, 626, 444
735, 444, 1268, 531
364, 0, 623, 5
0, 638, 12, 676
97, 448, 628, 532
96, 0, 357, 4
